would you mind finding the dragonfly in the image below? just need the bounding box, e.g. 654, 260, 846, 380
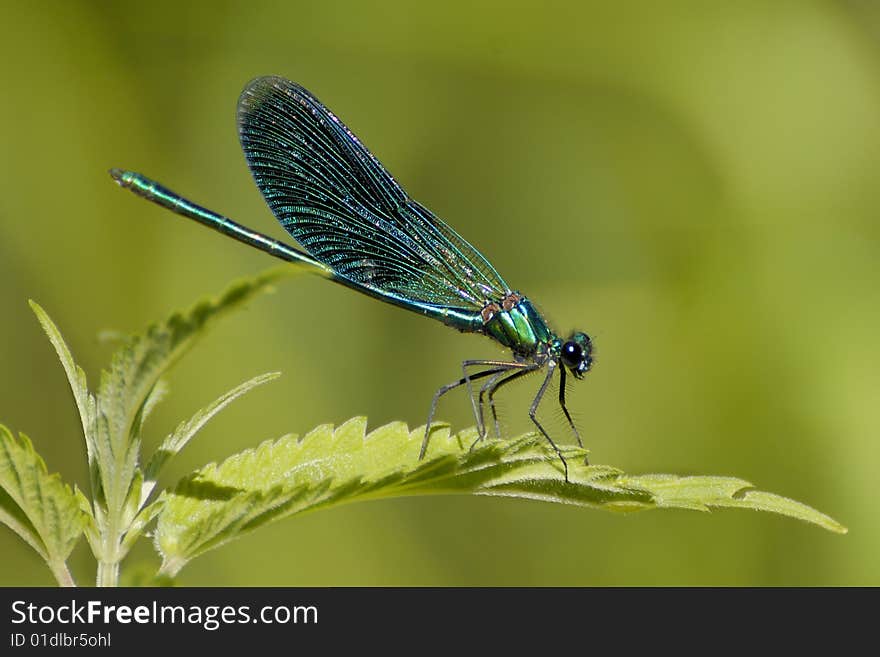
111, 76, 594, 479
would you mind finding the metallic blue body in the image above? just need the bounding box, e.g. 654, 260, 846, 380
110, 76, 594, 480
483, 296, 556, 359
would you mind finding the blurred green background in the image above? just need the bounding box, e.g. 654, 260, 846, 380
1, 0, 877, 586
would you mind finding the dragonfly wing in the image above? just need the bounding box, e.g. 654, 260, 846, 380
237, 76, 510, 311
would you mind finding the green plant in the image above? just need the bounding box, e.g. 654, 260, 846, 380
0, 267, 847, 586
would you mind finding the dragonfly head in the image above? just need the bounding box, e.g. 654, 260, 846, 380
560, 332, 593, 380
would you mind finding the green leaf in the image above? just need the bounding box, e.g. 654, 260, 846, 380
142, 371, 281, 502
0, 425, 89, 569
121, 470, 144, 529
155, 418, 846, 576
29, 301, 99, 480
120, 498, 164, 556
119, 372, 280, 559
94, 266, 295, 518
140, 378, 170, 429
22, 269, 300, 585
74, 486, 101, 555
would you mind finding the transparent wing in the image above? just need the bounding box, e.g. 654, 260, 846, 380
237, 76, 509, 310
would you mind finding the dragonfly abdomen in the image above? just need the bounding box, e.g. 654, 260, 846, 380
482, 293, 555, 357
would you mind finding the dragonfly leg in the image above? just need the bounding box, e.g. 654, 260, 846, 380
529, 364, 570, 482
460, 359, 523, 438
421, 363, 512, 459
478, 371, 508, 440
479, 365, 535, 440
558, 366, 585, 459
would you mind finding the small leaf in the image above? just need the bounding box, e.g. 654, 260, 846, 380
122, 470, 144, 528
29, 301, 97, 471
120, 498, 164, 556
155, 419, 846, 576
94, 266, 297, 518
140, 379, 170, 429
0, 425, 89, 565
0, 489, 45, 558
142, 372, 280, 502
74, 486, 101, 555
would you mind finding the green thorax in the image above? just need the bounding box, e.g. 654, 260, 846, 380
482, 293, 558, 358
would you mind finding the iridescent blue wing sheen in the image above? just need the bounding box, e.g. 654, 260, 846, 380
237, 76, 510, 312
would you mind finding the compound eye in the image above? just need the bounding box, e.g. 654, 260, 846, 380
561, 341, 582, 369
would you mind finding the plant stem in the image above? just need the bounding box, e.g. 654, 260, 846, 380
49, 560, 76, 587
97, 559, 119, 587
97, 516, 122, 587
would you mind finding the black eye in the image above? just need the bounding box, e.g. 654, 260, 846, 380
561, 341, 582, 369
